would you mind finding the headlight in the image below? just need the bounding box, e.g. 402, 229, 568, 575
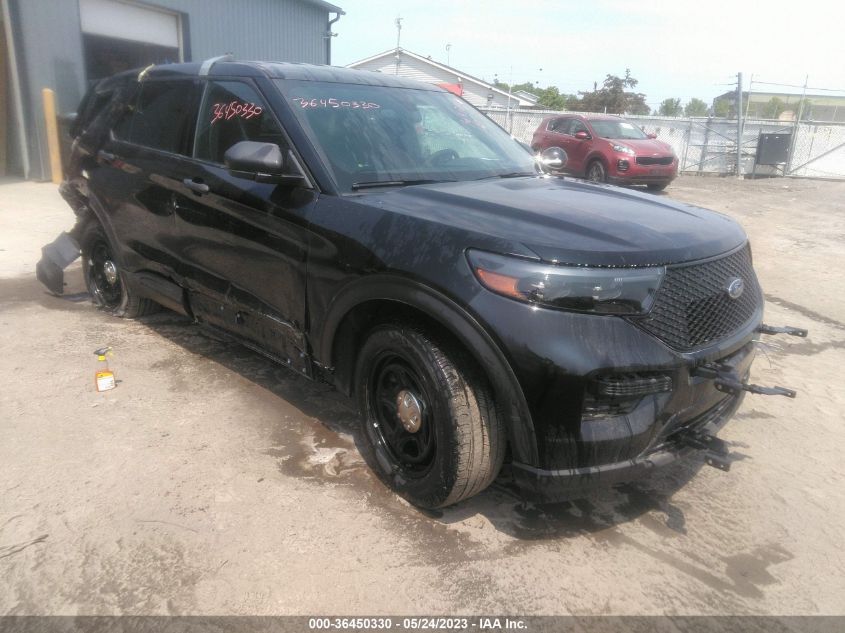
467, 250, 664, 315
611, 143, 635, 155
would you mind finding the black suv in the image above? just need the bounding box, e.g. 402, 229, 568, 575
47, 59, 802, 509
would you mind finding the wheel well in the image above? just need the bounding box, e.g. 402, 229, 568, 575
586, 155, 606, 170
331, 299, 477, 397
320, 282, 539, 466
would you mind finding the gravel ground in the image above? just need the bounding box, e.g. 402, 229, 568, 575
0, 175, 843, 616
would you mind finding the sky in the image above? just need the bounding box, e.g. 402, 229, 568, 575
331, 0, 845, 109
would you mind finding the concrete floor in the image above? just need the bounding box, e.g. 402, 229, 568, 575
1, 175, 843, 615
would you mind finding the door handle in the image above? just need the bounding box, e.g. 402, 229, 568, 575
97, 150, 115, 163
183, 178, 210, 195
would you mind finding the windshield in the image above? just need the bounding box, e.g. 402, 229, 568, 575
279, 80, 537, 192
589, 119, 648, 140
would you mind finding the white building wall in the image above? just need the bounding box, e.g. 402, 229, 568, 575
351, 53, 520, 109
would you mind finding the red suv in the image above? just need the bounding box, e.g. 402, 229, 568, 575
531, 114, 678, 191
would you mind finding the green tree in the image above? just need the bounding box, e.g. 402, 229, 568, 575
493, 79, 578, 111
713, 98, 734, 118
684, 98, 708, 117
793, 98, 814, 121
658, 98, 683, 116
535, 86, 571, 110
761, 97, 786, 119
578, 69, 649, 115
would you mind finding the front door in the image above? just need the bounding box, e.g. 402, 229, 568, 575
567, 119, 593, 176
174, 78, 316, 371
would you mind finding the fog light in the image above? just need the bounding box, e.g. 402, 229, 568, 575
617, 159, 629, 172
582, 395, 640, 419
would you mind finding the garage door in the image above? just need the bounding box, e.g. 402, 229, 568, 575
80, 0, 183, 82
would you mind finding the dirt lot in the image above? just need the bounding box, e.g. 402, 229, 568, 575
1, 175, 843, 616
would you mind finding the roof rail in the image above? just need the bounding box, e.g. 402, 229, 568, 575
199, 54, 234, 77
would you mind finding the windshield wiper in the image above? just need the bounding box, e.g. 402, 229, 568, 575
474, 171, 537, 181
351, 179, 449, 190
497, 171, 537, 178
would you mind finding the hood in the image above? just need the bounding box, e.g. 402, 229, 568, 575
358, 177, 746, 267
608, 137, 674, 155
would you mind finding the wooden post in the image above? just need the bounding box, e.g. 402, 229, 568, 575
42, 88, 63, 184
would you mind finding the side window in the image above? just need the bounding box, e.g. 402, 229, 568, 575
112, 80, 196, 154
73, 88, 114, 137
571, 120, 589, 135
548, 118, 571, 134
193, 80, 285, 164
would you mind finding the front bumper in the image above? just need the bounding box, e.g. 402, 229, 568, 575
467, 286, 762, 499
609, 157, 678, 185
511, 389, 745, 501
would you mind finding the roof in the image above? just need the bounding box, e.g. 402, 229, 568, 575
715, 90, 845, 106
345, 48, 527, 104
99, 60, 444, 91
303, 0, 344, 13
539, 113, 624, 122
514, 90, 539, 103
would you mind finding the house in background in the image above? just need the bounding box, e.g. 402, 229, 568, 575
513, 89, 539, 107
1, 0, 344, 181
346, 47, 536, 110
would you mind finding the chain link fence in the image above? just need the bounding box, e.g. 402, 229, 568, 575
479, 107, 845, 179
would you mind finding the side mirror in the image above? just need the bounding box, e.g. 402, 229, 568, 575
224, 141, 303, 185
538, 146, 568, 173
647, 132, 658, 139
574, 130, 591, 140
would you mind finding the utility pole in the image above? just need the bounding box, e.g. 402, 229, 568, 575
394, 17, 402, 75
736, 72, 743, 178
446, 43, 451, 66
506, 66, 514, 134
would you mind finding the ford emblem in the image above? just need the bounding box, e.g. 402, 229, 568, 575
726, 277, 744, 299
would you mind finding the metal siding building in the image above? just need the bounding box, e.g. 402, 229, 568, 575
1, 0, 343, 181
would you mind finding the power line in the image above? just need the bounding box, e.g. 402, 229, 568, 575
750, 80, 845, 93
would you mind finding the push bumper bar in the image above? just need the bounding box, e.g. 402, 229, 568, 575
679, 322, 807, 471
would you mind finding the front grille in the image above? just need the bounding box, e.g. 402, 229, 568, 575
632, 245, 762, 350
636, 156, 674, 166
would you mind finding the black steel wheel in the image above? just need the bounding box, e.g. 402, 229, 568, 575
369, 355, 437, 476
586, 160, 607, 183
80, 221, 158, 318
355, 324, 505, 509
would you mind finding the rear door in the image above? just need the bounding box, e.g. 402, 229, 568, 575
543, 117, 571, 152
91, 78, 201, 277
566, 119, 593, 175
173, 78, 316, 370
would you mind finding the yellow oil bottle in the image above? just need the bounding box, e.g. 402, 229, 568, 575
94, 347, 115, 392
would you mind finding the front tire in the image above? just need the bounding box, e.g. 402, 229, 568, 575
355, 324, 505, 509
586, 160, 607, 183
80, 221, 159, 318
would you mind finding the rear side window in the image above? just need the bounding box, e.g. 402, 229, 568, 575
548, 118, 571, 133
73, 88, 114, 137
193, 80, 286, 164
113, 80, 197, 154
